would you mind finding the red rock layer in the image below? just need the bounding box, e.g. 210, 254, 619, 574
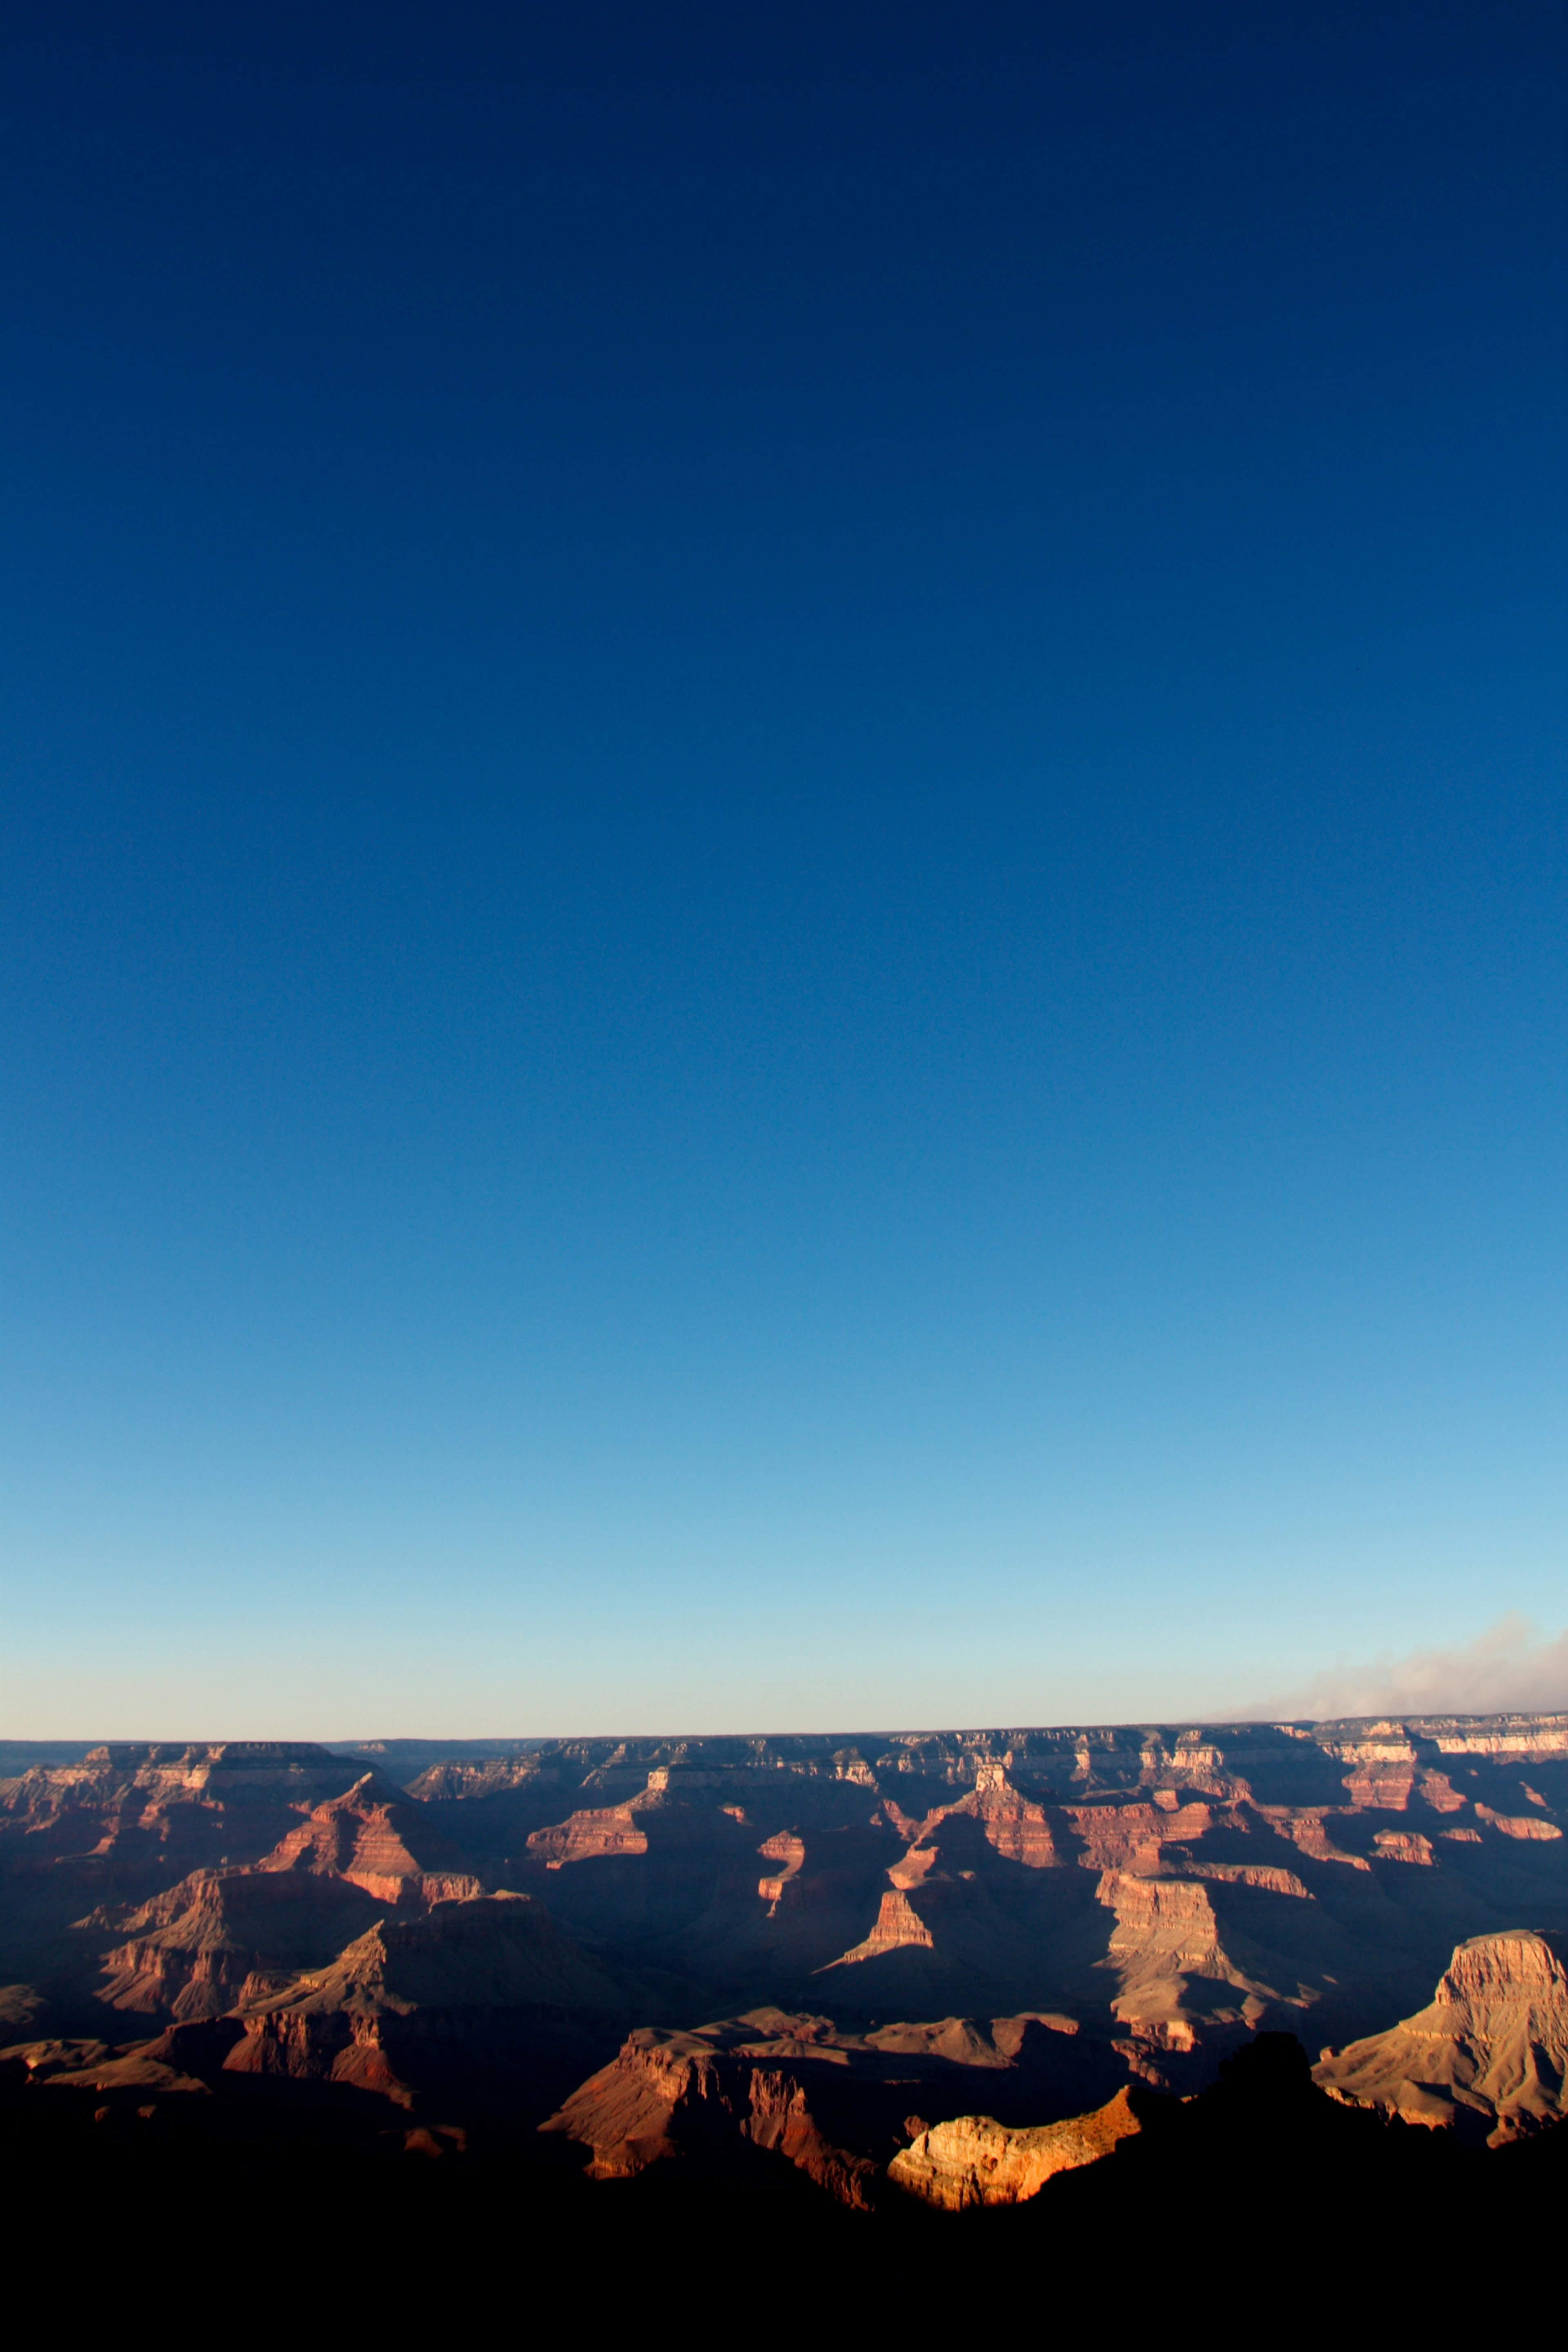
257, 1773, 481, 1903
541, 2028, 876, 2206
831, 1888, 936, 1964
525, 1808, 650, 1866
1064, 1802, 1213, 1875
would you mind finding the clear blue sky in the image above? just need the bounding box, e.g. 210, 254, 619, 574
2, 2, 1564, 1736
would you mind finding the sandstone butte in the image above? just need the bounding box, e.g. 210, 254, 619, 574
887, 2083, 1148, 2209
541, 2017, 880, 2206
255, 1771, 485, 1904
1314, 1929, 1568, 2144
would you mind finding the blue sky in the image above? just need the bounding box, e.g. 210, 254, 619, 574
2, 2, 1564, 1735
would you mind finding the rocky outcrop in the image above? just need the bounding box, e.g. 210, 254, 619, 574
1096, 1871, 1273, 2059
541, 2020, 878, 2205
1266, 1810, 1372, 1871
890, 1765, 1063, 1867
963, 1766, 1060, 1866
831, 1888, 936, 1964
0, 2017, 246, 2096
756, 1831, 805, 1906
94, 1867, 383, 2018
524, 1807, 649, 1866
255, 1773, 483, 1904
4, 2038, 211, 2096
1314, 1929, 1568, 2143
1187, 1864, 1312, 1896
1474, 1806, 1561, 1841
541, 2007, 1122, 2205
1066, 1802, 1212, 1875
888, 2083, 1147, 2208
1370, 1831, 1433, 1864
0, 2035, 110, 2080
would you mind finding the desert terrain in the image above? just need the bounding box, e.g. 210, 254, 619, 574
5, 1715, 1565, 2307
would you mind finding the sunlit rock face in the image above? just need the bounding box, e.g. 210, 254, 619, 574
1314, 1929, 1568, 2143
539, 2007, 1119, 2206
887, 2084, 1148, 2208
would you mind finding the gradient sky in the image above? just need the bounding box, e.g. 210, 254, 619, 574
2, 1, 1564, 1737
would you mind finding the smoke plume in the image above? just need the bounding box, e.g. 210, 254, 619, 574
1233, 1612, 1568, 1722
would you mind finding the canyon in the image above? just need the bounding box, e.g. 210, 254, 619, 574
4, 1713, 1566, 2262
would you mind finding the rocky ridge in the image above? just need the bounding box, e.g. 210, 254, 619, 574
887, 2082, 1148, 2207
539, 2005, 1120, 2205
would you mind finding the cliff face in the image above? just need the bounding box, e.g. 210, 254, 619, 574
1094, 1870, 1266, 2060
539, 2006, 1123, 2205
0, 1743, 363, 1870
95, 1868, 383, 2018
256, 1773, 484, 1905
887, 2083, 1147, 2208
1314, 1929, 1568, 2143
525, 1807, 649, 1866
540, 2025, 876, 2205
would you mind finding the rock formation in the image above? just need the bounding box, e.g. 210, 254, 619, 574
93, 1867, 384, 2018
225, 1890, 630, 2108
541, 2019, 877, 2205
831, 1887, 936, 1963
540, 2005, 1123, 2204
525, 1806, 650, 1866
887, 2082, 1147, 2207
1314, 1928, 1568, 2143
0, 1743, 363, 1868
254, 1772, 484, 1904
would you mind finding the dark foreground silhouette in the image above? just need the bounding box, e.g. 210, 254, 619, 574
9, 2034, 1561, 2325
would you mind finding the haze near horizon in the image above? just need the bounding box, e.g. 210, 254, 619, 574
2, 1, 1564, 1738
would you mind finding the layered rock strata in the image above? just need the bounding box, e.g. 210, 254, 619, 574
888, 2083, 1147, 2208
1314, 1929, 1568, 2143
256, 1773, 484, 1904
94, 1867, 383, 2018
541, 2007, 1119, 2205
6, 1714, 1567, 2107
